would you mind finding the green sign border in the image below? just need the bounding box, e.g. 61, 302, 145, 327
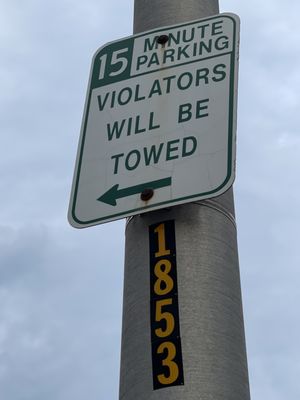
70, 13, 239, 227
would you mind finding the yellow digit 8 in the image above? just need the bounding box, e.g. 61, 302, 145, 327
154, 259, 174, 296
157, 341, 179, 385
154, 223, 171, 258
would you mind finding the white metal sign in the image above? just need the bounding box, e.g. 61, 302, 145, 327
68, 13, 240, 227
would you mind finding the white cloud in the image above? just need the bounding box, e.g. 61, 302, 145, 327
0, 222, 124, 399
1, 0, 299, 398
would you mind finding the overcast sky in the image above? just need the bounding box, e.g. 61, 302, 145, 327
0, 0, 299, 399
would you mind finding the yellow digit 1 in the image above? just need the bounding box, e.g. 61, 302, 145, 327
154, 223, 171, 258
157, 342, 179, 385
155, 299, 175, 338
154, 260, 174, 296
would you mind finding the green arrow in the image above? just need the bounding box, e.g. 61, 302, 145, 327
97, 177, 172, 206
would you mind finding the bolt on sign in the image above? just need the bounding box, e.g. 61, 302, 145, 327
68, 13, 240, 228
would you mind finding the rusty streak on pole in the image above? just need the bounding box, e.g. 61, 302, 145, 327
119, 1, 251, 399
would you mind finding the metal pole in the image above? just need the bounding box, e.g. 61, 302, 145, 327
119, 1, 251, 399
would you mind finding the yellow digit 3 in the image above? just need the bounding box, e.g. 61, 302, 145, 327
157, 341, 179, 385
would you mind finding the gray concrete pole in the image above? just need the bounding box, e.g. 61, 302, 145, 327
119, 1, 251, 399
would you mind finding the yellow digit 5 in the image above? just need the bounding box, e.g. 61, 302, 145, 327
155, 299, 175, 338
157, 341, 179, 385
154, 223, 171, 258
154, 259, 174, 295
